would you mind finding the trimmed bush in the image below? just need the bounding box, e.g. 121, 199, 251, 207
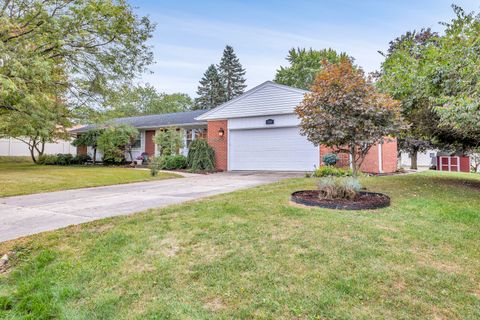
149, 155, 187, 175
72, 154, 91, 164
322, 153, 339, 166
187, 139, 215, 172
37, 153, 90, 165
56, 153, 73, 165
313, 166, 352, 177
163, 155, 187, 170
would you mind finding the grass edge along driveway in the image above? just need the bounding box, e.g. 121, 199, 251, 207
0, 160, 180, 197
1, 171, 479, 319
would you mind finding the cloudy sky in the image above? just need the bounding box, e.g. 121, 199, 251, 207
129, 0, 479, 96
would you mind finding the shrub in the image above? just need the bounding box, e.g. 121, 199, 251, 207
317, 177, 362, 200
149, 155, 187, 175
37, 154, 57, 165
187, 139, 215, 172
163, 155, 187, 170
56, 153, 73, 165
72, 154, 91, 164
322, 153, 339, 166
149, 156, 162, 176
313, 166, 352, 177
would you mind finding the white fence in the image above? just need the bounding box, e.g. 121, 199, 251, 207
0, 138, 76, 157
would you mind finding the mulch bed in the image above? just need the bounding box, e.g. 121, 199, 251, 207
291, 190, 390, 210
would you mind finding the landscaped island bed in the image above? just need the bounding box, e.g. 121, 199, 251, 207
1, 172, 479, 319
0, 158, 180, 197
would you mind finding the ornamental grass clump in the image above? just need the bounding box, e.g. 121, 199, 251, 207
317, 177, 362, 200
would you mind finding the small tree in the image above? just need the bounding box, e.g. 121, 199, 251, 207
97, 125, 139, 164
154, 128, 184, 156
296, 59, 404, 177
72, 129, 103, 164
187, 139, 215, 172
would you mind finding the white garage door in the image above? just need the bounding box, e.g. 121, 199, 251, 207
229, 127, 319, 171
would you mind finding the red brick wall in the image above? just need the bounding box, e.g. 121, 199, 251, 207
381, 138, 398, 173
319, 138, 398, 174
207, 120, 228, 171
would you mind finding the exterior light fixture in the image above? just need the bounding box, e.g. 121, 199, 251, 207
218, 128, 225, 137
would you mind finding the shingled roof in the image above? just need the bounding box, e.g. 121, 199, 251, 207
70, 110, 209, 133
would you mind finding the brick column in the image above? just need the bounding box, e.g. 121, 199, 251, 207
207, 120, 228, 171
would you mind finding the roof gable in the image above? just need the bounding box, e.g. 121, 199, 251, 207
195, 81, 309, 120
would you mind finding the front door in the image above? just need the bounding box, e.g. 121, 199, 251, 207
145, 130, 155, 156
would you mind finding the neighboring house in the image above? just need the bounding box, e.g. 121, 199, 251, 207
0, 137, 76, 157
72, 81, 398, 172
70, 110, 208, 161
400, 149, 438, 169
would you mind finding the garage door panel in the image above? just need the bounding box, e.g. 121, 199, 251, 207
229, 127, 319, 171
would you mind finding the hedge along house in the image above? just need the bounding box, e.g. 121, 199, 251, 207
196, 81, 398, 173
71, 110, 209, 161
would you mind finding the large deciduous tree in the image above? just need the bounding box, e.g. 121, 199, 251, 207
377, 5, 480, 154
275, 48, 352, 90
296, 59, 404, 177
0, 0, 154, 153
218, 45, 246, 100
194, 64, 226, 110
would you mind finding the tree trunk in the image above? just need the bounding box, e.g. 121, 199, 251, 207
93, 148, 97, 164
350, 145, 358, 178
410, 149, 418, 170
29, 145, 37, 163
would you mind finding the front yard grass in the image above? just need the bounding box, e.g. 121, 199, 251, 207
1, 171, 479, 319
0, 158, 180, 197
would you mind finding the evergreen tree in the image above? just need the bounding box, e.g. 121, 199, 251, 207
194, 65, 226, 110
218, 45, 247, 100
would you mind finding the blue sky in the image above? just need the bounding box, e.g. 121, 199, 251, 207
129, 0, 479, 96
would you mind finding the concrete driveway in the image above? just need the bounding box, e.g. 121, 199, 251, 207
0, 172, 301, 242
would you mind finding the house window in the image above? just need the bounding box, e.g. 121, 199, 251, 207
196, 128, 207, 139
132, 135, 141, 149
186, 129, 193, 147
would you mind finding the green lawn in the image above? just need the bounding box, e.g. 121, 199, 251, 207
1, 172, 479, 319
0, 157, 180, 197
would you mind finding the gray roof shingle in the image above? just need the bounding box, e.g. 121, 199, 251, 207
70, 110, 208, 133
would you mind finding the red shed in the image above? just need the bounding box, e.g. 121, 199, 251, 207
437, 155, 470, 173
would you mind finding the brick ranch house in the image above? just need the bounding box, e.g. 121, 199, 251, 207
73, 81, 397, 173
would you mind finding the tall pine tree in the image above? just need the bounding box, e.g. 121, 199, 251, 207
218, 45, 247, 100
194, 64, 227, 110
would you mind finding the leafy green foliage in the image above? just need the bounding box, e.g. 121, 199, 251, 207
153, 129, 184, 156
37, 154, 91, 165
186, 139, 215, 172
322, 153, 339, 166
218, 45, 247, 100
101, 84, 193, 119
72, 129, 103, 163
377, 5, 480, 150
296, 59, 404, 176
97, 125, 139, 164
0, 0, 154, 119
275, 48, 352, 90
149, 155, 187, 175
194, 64, 226, 110
313, 166, 352, 177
